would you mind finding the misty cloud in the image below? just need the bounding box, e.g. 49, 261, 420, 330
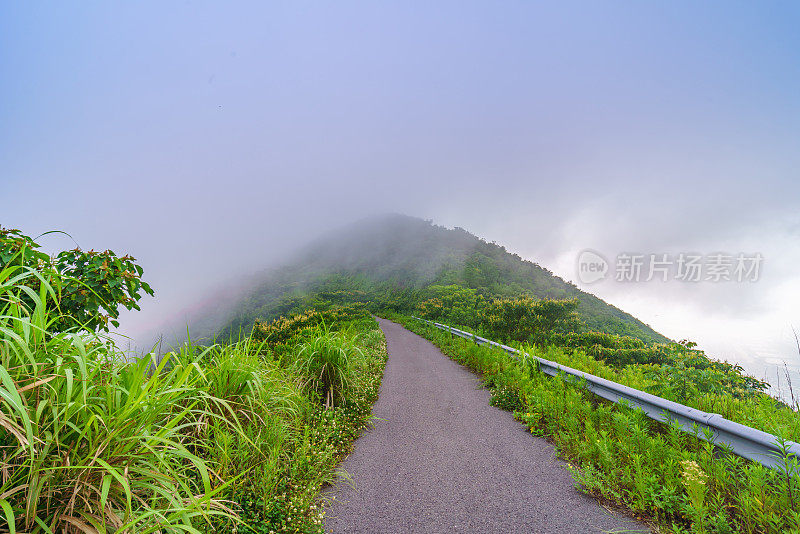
2, 2, 798, 384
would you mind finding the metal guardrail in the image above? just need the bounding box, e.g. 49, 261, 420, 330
412, 316, 800, 470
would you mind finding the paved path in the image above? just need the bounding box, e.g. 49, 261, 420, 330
325, 318, 649, 533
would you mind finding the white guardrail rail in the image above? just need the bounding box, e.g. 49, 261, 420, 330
412, 316, 800, 470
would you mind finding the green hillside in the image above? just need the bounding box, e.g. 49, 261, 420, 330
219, 214, 668, 343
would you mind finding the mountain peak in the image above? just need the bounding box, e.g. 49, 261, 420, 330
213, 215, 667, 344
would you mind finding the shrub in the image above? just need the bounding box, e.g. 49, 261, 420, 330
295, 326, 364, 408
252, 305, 368, 346
0, 226, 153, 332
482, 296, 581, 343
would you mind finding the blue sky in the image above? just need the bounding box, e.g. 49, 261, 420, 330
2, 2, 799, 387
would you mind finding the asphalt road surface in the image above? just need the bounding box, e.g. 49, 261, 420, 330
325, 318, 649, 533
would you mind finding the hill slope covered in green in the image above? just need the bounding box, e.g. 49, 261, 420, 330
219, 214, 668, 343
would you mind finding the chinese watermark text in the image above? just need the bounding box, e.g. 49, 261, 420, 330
577, 250, 762, 284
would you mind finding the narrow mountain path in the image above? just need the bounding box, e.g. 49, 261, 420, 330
325, 318, 650, 533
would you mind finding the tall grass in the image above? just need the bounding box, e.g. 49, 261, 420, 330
295, 325, 364, 408
0, 245, 389, 533
0, 266, 234, 533
205, 319, 387, 533
197, 337, 310, 504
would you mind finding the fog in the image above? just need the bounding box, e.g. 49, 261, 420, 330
3, 2, 799, 388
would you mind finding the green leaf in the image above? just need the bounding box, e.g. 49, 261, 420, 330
0, 498, 16, 534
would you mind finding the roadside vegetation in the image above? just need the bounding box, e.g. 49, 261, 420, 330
0, 228, 386, 533
413, 286, 770, 396
394, 313, 799, 533
6, 219, 797, 533
210, 242, 799, 531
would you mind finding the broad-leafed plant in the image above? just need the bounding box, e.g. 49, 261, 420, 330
0, 226, 153, 332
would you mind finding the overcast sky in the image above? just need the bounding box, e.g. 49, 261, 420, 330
2, 2, 799, 388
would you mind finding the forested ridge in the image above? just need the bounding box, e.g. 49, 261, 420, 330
218, 214, 667, 343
